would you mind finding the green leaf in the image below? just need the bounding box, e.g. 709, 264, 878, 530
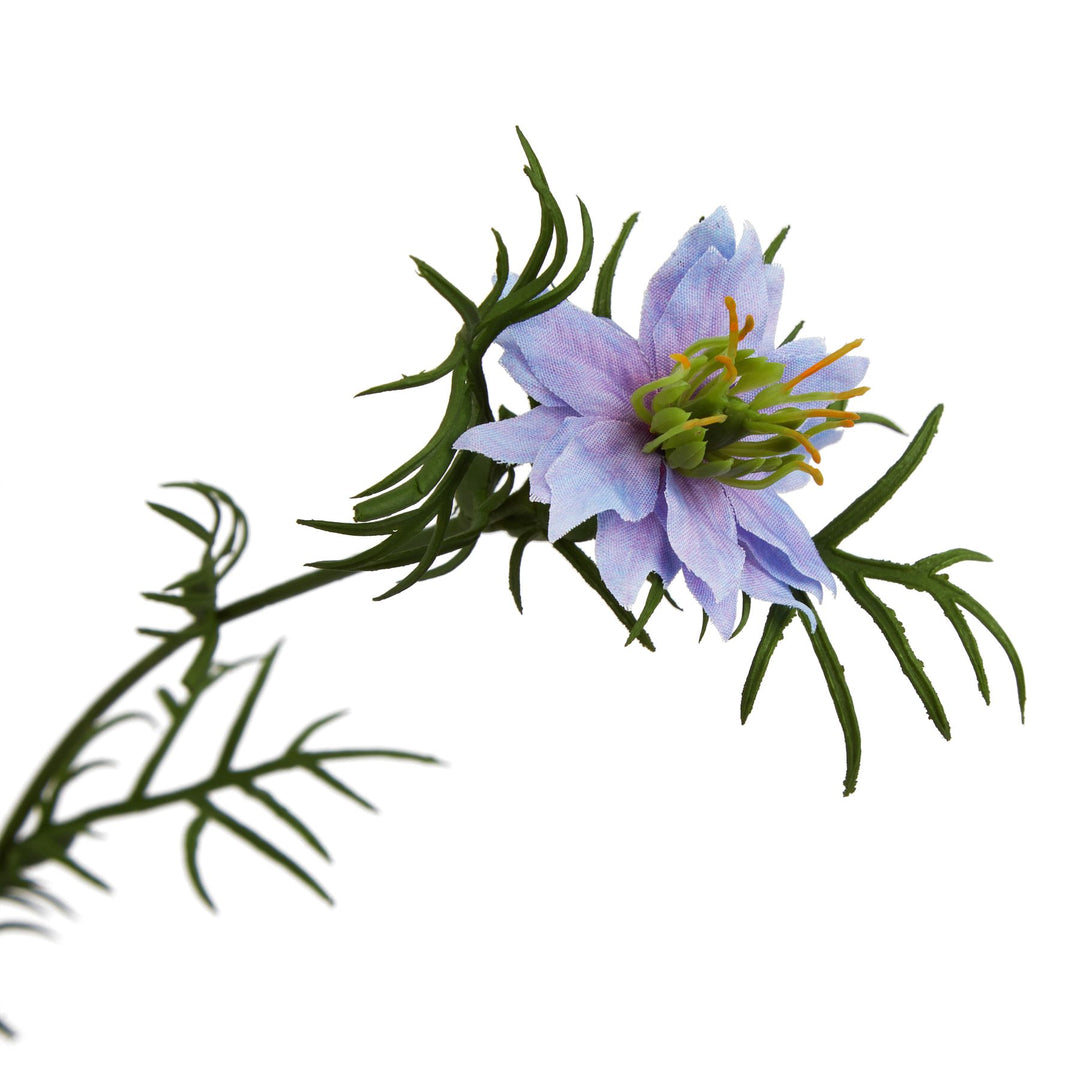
851, 411, 906, 435
519, 197, 594, 318
593, 212, 639, 318
213, 643, 280, 775
762, 225, 790, 265
371, 497, 452, 600
741, 603, 798, 723
354, 369, 470, 503
480, 228, 511, 315
840, 572, 950, 740
285, 710, 348, 756
793, 593, 861, 797
625, 573, 666, 647
356, 342, 464, 396
242, 784, 329, 861
184, 813, 215, 911
942, 580, 1026, 718
146, 502, 213, 544
508, 530, 538, 614
815, 404, 943, 549
308, 765, 378, 814
729, 593, 752, 640
933, 599, 990, 705
0, 921, 52, 938
914, 548, 992, 574
199, 799, 332, 906
56, 854, 110, 892
553, 540, 655, 652
779, 320, 804, 346
410, 256, 479, 329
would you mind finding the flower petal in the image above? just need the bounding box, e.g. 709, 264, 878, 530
726, 488, 835, 599
528, 415, 590, 502
639, 207, 737, 369
500, 343, 570, 408
759, 261, 785, 354
725, 490, 833, 600
545, 419, 663, 541
739, 550, 816, 629
662, 471, 745, 607
595, 510, 680, 608
683, 567, 740, 638
496, 299, 652, 420
453, 405, 575, 463
649, 227, 775, 368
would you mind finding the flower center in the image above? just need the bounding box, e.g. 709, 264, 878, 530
629, 297, 868, 488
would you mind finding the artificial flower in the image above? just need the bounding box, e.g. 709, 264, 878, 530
454, 209, 869, 636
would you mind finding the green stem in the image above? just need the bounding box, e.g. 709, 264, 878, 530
0, 565, 357, 871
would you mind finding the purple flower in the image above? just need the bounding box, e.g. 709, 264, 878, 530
454, 209, 870, 636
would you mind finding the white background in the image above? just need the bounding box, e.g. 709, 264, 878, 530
1, 2, 1074, 1076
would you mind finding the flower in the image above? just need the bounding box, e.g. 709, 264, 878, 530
454, 208, 869, 636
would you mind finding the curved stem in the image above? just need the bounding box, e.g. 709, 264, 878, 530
0, 566, 358, 870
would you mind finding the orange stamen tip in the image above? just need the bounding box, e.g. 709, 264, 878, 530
671, 353, 691, 370
782, 338, 865, 392
685, 414, 727, 430
738, 313, 755, 341
797, 462, 824, 486
804, 408, 861, 422
781, 425, 821, 463
724, 296, 738, 315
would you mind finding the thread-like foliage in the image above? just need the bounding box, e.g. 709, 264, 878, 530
0, 485, 436, 1038
741, 405, 1025, 795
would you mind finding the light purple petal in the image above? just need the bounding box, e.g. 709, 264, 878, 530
736, 526, 826, 602
663, 471, 744, 607
453, 405, 575, 463
639, 207, 737, 369
500, 343, 570, 409
683, 567, 740, 638
649, 229, 775, 371
758, 261, 785, 355
595, 510, 680, 609
496, 299, 652, 421
528, 415, 589, 502
739, 551, 816, 629
727, 488, 835, 598
545, 419, 663, 541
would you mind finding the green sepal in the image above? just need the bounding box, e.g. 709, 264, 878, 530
593, 212, 639, 319
625, 573, 666, 647
779, 320, 804, 346
553, 540, 655, 652
730, 593, 752, 640
815, 404, 942, 549
762, 225, 790, 265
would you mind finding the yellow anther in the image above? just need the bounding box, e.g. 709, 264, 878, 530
716, 355, 737, 381
803, 408, 861, 422
796, 461, 825, 485
738, 313, 755, 342
671, 353, 691, 370
780, 425, 822, 464
783, 338, 864, 391
683, 414, 727, 430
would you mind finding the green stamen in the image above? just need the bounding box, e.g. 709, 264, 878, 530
625, 295, 866, 489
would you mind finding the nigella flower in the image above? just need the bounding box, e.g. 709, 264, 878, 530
454, 209, 870, 636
